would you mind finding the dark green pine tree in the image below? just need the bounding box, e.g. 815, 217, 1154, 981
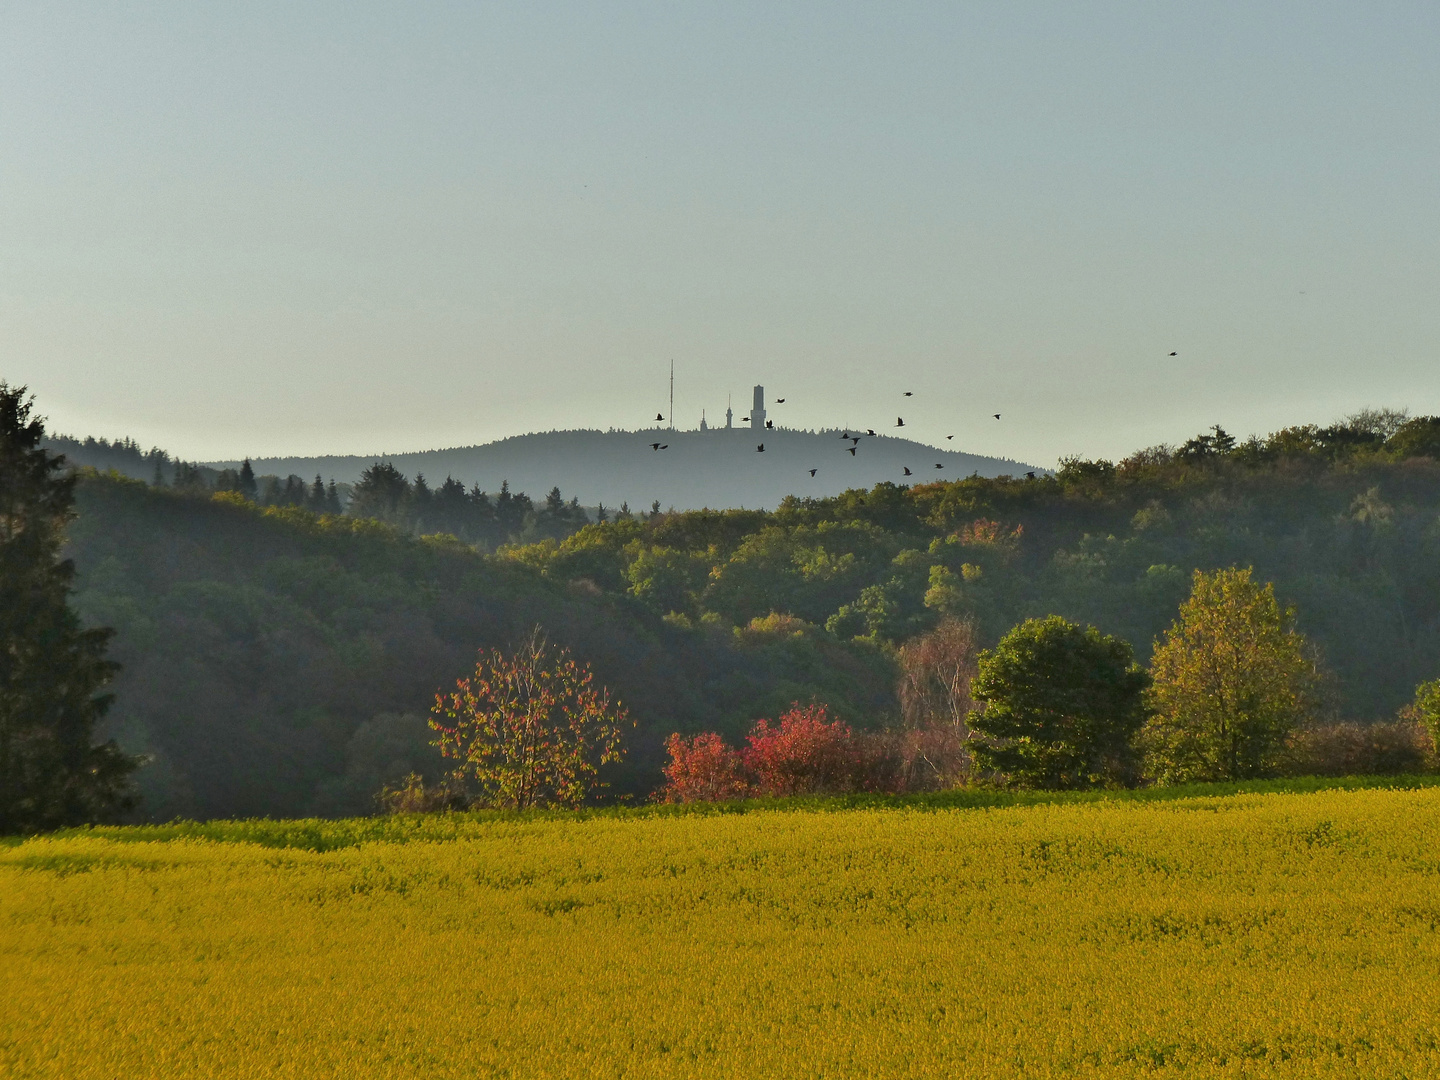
238, 458, 258, 500
0, 384, 138, 833
324, 480, 343, 515
307, 474, 327, 512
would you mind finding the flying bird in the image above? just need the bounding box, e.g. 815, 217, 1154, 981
866, 429, 876, 436
849, 436, 861, 446
935, 463, 944, 469
756, 444, 765, 452
993, 414, 1001, 420
841, 431, 851, 440
903, 467, 912, 476
655, 413, 664, 422
946, 435, 954, 440
1026, 471, 1036, 480
741, 417, 750, 423
808, 468, 817, 477
1168, 351, 1177, 357
903, 391, 913, 397
766, 420, 774, 429
651, 443, 662, 450
846, 446, 857, 456
776, 398, 786, 403
896, 417, 905, 427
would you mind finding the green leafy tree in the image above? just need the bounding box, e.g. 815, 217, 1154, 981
1143, 567, 1315, 783
0, 384, 138, 833
968, 615, 1150, 789
429, 630, 631, 809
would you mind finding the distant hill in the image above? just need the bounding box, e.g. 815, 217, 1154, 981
207, 428, 1043, 511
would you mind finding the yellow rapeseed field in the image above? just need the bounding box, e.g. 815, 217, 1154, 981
4, 789, 1440, 1078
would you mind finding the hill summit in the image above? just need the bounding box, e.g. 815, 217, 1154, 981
211, 427, 1041, 511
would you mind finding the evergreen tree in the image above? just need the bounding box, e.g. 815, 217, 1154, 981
0, 384, 138, 833
238, 459, 258, 500
348, 462, 411, 524
324, 479, 343, 515
308, 474, 327, 513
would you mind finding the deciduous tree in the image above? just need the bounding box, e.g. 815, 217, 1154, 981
1143, 567, 1316, 783
429, 630, 630, 809
969, 615, 1149, 789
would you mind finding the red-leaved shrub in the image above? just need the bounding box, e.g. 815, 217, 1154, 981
660, 703, 914, 802
660, 732, 750, 803
741, 704, 859, 797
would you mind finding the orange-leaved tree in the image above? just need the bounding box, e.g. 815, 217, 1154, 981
429, 630, 631, 809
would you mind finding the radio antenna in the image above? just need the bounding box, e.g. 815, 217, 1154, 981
669, 359, 674, 431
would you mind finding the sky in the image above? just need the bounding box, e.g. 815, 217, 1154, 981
2, 2, 1437, 468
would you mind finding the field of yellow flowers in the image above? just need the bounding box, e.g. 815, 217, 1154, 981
5, 788, 1440, 1078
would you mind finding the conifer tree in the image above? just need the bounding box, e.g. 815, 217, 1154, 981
0, 384, 138, 833
238, 459, 257, 500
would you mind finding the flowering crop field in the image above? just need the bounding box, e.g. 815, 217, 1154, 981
5, 789, 1440, 1078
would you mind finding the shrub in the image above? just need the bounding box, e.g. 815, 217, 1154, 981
741, 704, 862, 797
659, 733, 750, 803
658, 703, 908, 802
374, 772, 472, 813
1286, 721, 1434, 778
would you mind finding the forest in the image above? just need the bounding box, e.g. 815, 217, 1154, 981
62, 408, 1440, 819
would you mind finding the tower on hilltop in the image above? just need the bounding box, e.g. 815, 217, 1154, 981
725, 396, 733, 430
750, 386, 766, 432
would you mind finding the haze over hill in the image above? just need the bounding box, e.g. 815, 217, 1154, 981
208, 428, 1041, 511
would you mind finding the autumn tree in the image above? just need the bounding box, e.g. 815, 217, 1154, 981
1143, 567, 1316, 783
429, 630, 630, 809
968, 616, 1150, 789
895, 617, 979, 787
0, 383, 138, 833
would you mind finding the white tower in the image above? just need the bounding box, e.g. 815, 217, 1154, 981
750, 385, 766, 432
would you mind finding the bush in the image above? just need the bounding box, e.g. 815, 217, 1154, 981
658, 703, 908, 802
374, 772, 472, 813
1286, 721, 1434, 777
659, 733, 750, 803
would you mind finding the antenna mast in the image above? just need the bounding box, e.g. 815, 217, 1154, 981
669, 359, 674, 431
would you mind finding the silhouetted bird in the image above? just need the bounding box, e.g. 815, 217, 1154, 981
946, 435, 954, 440
896, 418, 904, 427
655, 413, 664, 421
651, 443, 661, 450
841, 431, 851, 440
849, 436, 860, 445
993, 414, 1001, 420
808, 468, 817, 477
866, 429, 876, 436
776, 398, 786, 403
846, 446, 857, 455
903, 391, 913, 396
903, 467, 912, 476
1169, 351, 1177, 356
741, 417, 750, 423
934, 463, 944, 469
1026, 471, 1036, 480
766, 420, 773, 429
757, 444, 765, 452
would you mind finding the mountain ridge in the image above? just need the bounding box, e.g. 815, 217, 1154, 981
204, 427, 1044, 511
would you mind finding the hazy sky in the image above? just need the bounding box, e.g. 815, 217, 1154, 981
3, 2, 1437, 467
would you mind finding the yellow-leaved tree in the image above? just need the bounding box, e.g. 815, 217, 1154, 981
1143, 567, 1315, 783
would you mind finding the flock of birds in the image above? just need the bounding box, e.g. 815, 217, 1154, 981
646, 353, 1179, 482
644, 389, 1017, 482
